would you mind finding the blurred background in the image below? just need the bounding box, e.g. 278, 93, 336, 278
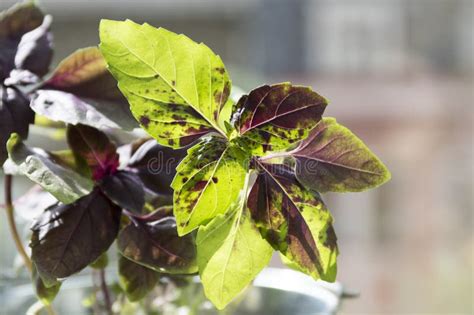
1, 0, 473, 314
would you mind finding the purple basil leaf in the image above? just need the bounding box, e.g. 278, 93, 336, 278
45, 46, 125, 101
0, 85, 34, 165
118, 255, 159, 302
117, 215, 197, 274
127, 139, 187, 196
31, 90, 138, 130
0, 1, 44, 80
292, 118, 392, 193
14, 15, 53, 77
231, 82, 327, 155
30, 189, 122, 279
99, 171, 145, 213
67, 124, 119, 181
247, 162, 338, 282
0, 1, 44, 41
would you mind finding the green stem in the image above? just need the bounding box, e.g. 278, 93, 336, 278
4, 175, 57, 315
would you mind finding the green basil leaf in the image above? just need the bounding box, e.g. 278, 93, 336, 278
99, 19, 231, 147
30, 189, 122, 279
248, 163, 338, 282
171, 136, 249, 235
117, 214, 197, 274
32, 263, 61, 306
45, 47, 124, 101
231, 83, 327, 156
293, 118, 391, 192
7, 133, 93, 204
197, 185, 273, 310
67, 124, 119, 181
118, 255, 159, 302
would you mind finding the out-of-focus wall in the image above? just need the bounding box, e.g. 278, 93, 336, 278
1, 0, 472, 313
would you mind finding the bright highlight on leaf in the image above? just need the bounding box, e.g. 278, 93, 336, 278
197, 181, 273, 309
171, 136, 249, 235
99, 19, 231, 147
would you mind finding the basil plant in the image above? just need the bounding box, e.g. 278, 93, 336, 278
1, 1, 390, 313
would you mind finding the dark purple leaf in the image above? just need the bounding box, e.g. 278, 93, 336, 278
67, 124, 119, 181
0, 85, 34, 165
247, 162, 338, 281
14, 15, 53, 77
117, 214, 197, 274
99, 171, 145, 213
0, 1, 44, 80
30, 189, 122, 279
45, 46, 124, 101
291, 118, 391, 192
231, 83, 327, 155
127, 139, 187, 195
118, 255, 159, 302
31, 89, 138, 130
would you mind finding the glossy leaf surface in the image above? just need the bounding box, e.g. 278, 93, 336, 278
293, 118, 391, 192
248, 163, 338, 281
67, 124, 119, 181
31, 89, 138, 130
232, 83, 327, 155
99, 19, 231, 147
99, 171, 145, 213
118, 255, 159, 302
30, 190, 122, 279
117, 213, 197, 274
197, 189, 273, 309
0, 1, 44, 79
171, 137, 248, 235
7, 133, 93, 203
14, 15, 53, 77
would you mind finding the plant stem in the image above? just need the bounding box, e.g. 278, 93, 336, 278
4, 175, 32, 272
4, 175, 57, 315
99, 268, 113, 315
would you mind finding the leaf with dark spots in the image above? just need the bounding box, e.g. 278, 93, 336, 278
31, 89, 138, 130
127, 139, 187, 196
99, 20, 232, 147
14, 15, 53, 77
120, 88, 215, 148
67, 124, 119, 181
171, 136, 249, 235
99, 171, 145, 213
247, 162, 338, 282
291, 118, 391, 192
7, 133, 93, 203
231, 82, 327, 156
30, 189, 122, 279
45, 47, 125, 101
118, 255, 159, 302
117, 215, 198, 274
